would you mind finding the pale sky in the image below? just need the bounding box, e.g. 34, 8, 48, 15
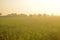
0, 0, 60, 15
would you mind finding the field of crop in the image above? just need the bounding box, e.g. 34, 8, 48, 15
0, 16, 60, 40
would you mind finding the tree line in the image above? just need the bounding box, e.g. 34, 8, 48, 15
0, 13, 54, 17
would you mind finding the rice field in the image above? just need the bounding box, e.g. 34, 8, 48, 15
0, 16, 60, 40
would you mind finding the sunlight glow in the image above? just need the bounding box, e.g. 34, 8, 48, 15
0, 0, 60, 15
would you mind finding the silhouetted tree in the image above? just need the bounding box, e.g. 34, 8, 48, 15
38, 14, 42, 16
19, 14, 27, 17
32, 14, 37, 17
0, 13, 2, 16
11, 13, 17, 16
7, 13, 17, 16
43, 13, 47, 16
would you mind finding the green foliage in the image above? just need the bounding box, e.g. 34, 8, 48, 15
0, 16, 60, 40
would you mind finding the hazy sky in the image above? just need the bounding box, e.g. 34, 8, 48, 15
0, 0, 60, 15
